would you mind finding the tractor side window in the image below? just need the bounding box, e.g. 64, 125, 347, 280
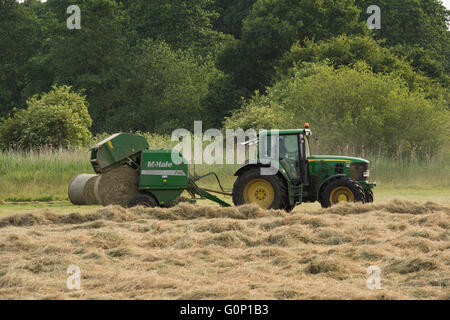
279, 135, 299, 161
261, 134, 300, 162
279, 135, 301, 182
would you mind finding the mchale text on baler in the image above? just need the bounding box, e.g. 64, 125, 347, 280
68, 125, 376, 210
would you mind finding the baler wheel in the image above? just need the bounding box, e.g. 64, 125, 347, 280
127, 193, 158, 208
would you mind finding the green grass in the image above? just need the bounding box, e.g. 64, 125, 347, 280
0, 148, 93, 201
368, 152, 450, 189
0, 142, 448, 202
0, 202, 101, 217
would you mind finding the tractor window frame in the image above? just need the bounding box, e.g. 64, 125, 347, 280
302, 134, 311, 159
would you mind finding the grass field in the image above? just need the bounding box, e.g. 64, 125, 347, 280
0, 144, 449, 299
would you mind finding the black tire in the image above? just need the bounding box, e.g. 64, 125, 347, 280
232, 167, 288, 210
319, 178, 365, 208
364, 189, 374, 203
127, 193, 158, 208
285, 203, 295, 213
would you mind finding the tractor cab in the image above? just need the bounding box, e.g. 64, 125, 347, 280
258, 127, 312, 186
232, 124, 375, 210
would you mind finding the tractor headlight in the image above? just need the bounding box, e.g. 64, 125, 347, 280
363, 170, 370, 178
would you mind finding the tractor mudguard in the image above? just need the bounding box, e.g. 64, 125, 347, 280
316, 174, 347, 200
234, 161, 290, 183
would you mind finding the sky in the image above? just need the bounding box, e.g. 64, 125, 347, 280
443, 0, 450, 29
444, 0, 450, 10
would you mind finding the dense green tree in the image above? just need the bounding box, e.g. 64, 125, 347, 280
208, 0, 367, 121
126, 0, 231, 56
277, 35, 447, 95
0, 85, 92, 148
1, 0, 448, 140
279, 35, 407, 75
19, 0, 61, 102
355, 0, 450, 74
220, 0, 366, 91
43, 0, 130, 132
225, 63, 449, 157
212, 0, 256, 38
108, 40, 217, 134
390, 44, 450, 87
0, 0, 42, 115
202, 70, 245, 128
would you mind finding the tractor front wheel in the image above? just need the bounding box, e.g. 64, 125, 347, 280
232, 168, 288, 210
364, 189, 374, 203
320, 178, 365, 208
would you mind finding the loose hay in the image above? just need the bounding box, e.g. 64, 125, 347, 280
94, 165, 139, 206
0, 203, 286, 228
316, 199, 450, 215
386, 258, 438, 274
0, 199, 448, 299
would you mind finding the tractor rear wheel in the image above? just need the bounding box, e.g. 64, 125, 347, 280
232, 168, 288, 210
127, 193, 158, 208
320, 178, 365, 208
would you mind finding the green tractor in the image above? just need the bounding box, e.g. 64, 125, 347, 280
69, 125, 375, 210
232, 125, 375, 210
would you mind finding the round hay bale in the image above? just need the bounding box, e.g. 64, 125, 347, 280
68, 174, 99, 205
94, 165, 139, 207
84, 175, 99, 205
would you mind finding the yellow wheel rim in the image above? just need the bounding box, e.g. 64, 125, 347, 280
329, 186, 354, 204
243, 179, 275, 208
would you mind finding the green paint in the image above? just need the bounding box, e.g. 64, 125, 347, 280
90, 133, 149, 173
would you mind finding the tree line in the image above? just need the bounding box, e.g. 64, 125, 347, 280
0, 0, 449, 155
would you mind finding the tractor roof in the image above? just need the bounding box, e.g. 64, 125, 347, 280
260, 129, 312, 136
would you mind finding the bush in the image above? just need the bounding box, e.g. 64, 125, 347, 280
225, 63, 449, 158
0, 85, 92, 148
